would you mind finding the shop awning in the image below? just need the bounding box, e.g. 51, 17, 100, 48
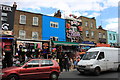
52, 41, 79, 46
79, 43, 95, 46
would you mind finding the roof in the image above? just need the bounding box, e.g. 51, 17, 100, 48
89, 47, 120, 51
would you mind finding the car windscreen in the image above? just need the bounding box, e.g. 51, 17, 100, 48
82, 51, 99, 60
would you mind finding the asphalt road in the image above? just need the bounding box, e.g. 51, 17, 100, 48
58, 69, 120, 80
21, 69, 120, 80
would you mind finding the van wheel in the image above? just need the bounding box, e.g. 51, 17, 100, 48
7, 74, 19, 80
117, 65, 120, 72
50, 72, 58, 80
94, 67, 100, 76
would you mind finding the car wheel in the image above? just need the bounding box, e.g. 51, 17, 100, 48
94, 67, 100, 76
50, 73, 58, 80
7, 74, 19, 80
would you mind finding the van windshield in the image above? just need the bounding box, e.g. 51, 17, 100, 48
82, 51, 99, 60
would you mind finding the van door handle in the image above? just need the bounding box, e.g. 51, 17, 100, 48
36, 69, 39, 70
106, 60, 109, 61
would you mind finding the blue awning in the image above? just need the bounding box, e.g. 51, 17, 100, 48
0, 37, 14, 39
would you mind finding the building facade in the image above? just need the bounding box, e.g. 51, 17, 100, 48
107, 30, 117, 46
80, 16, 97, 43
42, 15, 66, 41
14, 10, 42, 40
0, 3, 17, 68
65, 14, 83, 43
97, 26, 107, 44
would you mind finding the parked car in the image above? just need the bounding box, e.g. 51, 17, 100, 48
1, 59, 60, 80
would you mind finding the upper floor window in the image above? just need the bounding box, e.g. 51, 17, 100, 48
86, 30, 89, 37
109, 34, 112, 40
20, 15, 26, 24
50, 22, 58, 28
103, 33, 106, 38
1, 12, 7, 16
90, 22, 93, 28
113, 34, 116, 40
1, 17, 7, 21
32, 32, 38, 40
91, 31, 94, 38
19, 30, 26, 39
85, 21, 88, 26
71, 26, 77, 32
33, 17, 38, 26
99, 32, 102, 38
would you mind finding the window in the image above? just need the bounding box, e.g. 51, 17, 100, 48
113, 34, 116, 40
1, 17, 7, 21
103, 33, 106, 38
20, 15, 26, 24
90, 22, 93, 28
97, 52, 104, 60
91, 31, 94, 38
26, 60, 40, 68
50, 37, 58, 41
85, 21, 88, 26
71, 37, 77, 42
86, 30, 89, 37
50, 22, 58, 28
41, 60, 53, 67
33, 17, 38, 26
19, 30, 26, 39
32, 32, 38, 40
2, 12, 7, 16
109, 34, 112, 40
71, 26, 77, 32
99, 32, 102, 38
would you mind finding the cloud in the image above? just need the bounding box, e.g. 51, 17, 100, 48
87, 12, 101, 18
1, 0, 119, 12
105, 18, 118, 33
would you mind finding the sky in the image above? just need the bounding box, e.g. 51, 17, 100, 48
1, 0, 119, 33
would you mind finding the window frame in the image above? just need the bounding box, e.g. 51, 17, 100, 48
19, 15, 26, 24
86, 30, 89, 37
50, 21, 59, 28
19, 30, 26, 39
32, 32, 39, 40
85, 21, 88, 27
32, 17, 39, 26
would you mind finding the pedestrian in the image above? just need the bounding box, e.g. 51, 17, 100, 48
64, 54, 70, 72
59, 53, 64, 72
69, 58, 74, 70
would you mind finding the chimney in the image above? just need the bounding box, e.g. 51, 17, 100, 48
13, 2, 17, 8
54, 10, 61, 18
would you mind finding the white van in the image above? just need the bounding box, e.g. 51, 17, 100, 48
77, 47, 120, 75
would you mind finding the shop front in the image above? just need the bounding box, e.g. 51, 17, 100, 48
16, 39, 49, 62
0, 35, 14, 68
52, 41, 79, 59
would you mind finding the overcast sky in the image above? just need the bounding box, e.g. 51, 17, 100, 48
1, 0, 119, 33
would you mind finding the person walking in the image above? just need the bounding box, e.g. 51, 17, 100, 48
64, 54, 70, 72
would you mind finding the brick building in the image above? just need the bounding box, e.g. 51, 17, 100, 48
97, 26, 107, 44
80, 16, 97, 43
14, 10, 42, 40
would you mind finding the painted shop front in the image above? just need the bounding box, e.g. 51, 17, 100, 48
16, 39, 50, 62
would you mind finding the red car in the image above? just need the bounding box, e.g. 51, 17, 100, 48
1, 59, 60, 80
